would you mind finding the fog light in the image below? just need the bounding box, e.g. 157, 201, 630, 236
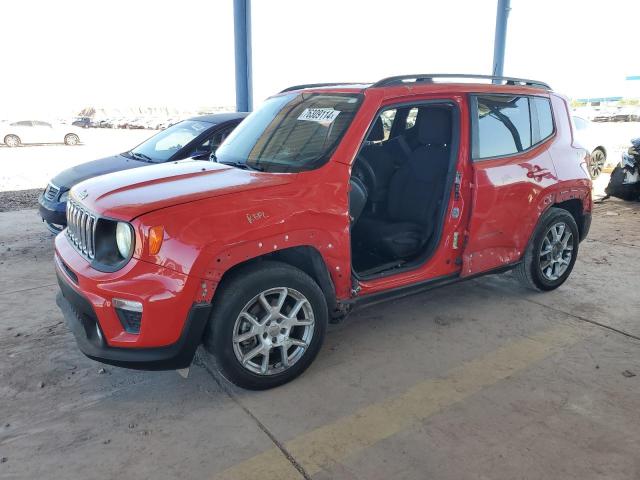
113, 298, 143, 334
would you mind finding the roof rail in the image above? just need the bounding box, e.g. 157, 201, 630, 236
279, 82, 365, 93
371, 74, 551, 90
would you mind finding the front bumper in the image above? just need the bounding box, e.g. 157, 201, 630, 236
56, 266, 211, 371
38, 194, 67, 230
54, 233, 212, 370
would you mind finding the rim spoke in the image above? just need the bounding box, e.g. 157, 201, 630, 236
261, 349, 270, 374
561, 231, 572, 247
280, 345, 289, 367
233, 329, 255, 344
540, 258, 552, 270
289, 338, 308, 348
292, 318, 313, 326
274, 288, 288, 313
242, 345, 263, 365
240, 312, 261, 328
288, 298, 307, 319
258, 292, 271, 311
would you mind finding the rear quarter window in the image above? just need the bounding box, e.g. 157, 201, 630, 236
472, 94, 555, 160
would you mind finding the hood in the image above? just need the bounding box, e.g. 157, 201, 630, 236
52, 154, 147, 189
72, 160, 292, 220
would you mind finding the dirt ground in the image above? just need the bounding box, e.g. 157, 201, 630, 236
1, 198, 640, 480
0, 189, 41, 212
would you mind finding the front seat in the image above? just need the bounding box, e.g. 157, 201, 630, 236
354, 108, 452, 260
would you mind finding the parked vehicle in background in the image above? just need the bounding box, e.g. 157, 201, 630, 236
612, 106, 640, 122
38, 113, 247, 232
572, 115, 611, 179
53, 74, 592, 390
605, 137, 640, 201
72, 117, 93, 128
1, 120, 82, 147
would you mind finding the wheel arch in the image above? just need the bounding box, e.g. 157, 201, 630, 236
212, 245, 340, 320
552, 198, 590, 241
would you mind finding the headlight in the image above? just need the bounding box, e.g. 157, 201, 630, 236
59, 190, 69, 202
115, 222, 134, 259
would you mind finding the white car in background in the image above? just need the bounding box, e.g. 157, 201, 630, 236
572, 115, 613, 179
1, 120, 82, 147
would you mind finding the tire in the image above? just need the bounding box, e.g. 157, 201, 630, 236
589, 148, 606, 179
204, 261, 328, 390
64, 134, 80, 146
514, 207, 579, 291
4, 135, 20, 147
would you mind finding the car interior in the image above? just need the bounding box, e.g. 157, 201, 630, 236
349, 104, 457, 277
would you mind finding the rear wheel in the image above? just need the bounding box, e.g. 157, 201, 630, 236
589, 148, 606, 179
4, 135, 20, 147
204, 261, 328, 390
64, 134, 80, 146
515, 208, 579, 291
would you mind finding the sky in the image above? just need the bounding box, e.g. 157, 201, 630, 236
1, 0, 639, 117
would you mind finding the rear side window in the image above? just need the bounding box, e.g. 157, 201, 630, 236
473, 95, 554, 160
533, 97, 554, 140
475, 96, 531, 158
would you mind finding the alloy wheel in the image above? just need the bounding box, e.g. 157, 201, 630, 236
232, 287, 315, 376
65, 134, 79, 146
4, 135, 19, 147
589, 149, 605, 179
538, 221, 574, 281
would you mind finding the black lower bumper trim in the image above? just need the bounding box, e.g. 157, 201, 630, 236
56, 269, 211, 371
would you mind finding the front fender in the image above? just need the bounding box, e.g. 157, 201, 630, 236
132, 163, 353, 301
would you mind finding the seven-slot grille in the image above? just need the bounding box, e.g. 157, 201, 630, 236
44, 183, 60, 201
66, 199, 97, 259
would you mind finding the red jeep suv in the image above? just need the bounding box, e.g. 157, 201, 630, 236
55, 74, 592, 389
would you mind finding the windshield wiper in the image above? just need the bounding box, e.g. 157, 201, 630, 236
129, 151, 154, 162
218, 161, 264, 172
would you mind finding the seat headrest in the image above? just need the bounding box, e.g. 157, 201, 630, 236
417, 108, 452, 146
367, 117, 385, 142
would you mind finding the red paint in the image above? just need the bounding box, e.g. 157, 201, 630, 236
55, 81, 591, 350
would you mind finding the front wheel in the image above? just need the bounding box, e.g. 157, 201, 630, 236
515, 208, 579, 291
4, 135, 20, 147
204, 261, 328, 390
64, 134, 80, 146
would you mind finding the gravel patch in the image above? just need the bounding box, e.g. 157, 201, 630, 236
0, 189, 42, 212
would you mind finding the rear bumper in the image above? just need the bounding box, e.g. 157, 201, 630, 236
56, 268, 211, 370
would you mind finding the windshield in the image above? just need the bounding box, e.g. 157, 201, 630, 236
215, 93, 362, 172
129, 120, 211, 162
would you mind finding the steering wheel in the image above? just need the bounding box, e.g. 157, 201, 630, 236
352, 155, 377, 197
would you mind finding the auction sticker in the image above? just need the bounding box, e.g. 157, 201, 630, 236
297, 108, 340, 123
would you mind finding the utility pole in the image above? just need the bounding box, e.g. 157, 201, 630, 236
492, 0, 511, 81
233, 0, 253, 111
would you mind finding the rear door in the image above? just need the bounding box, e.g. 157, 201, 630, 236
461, 94, 558, 276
